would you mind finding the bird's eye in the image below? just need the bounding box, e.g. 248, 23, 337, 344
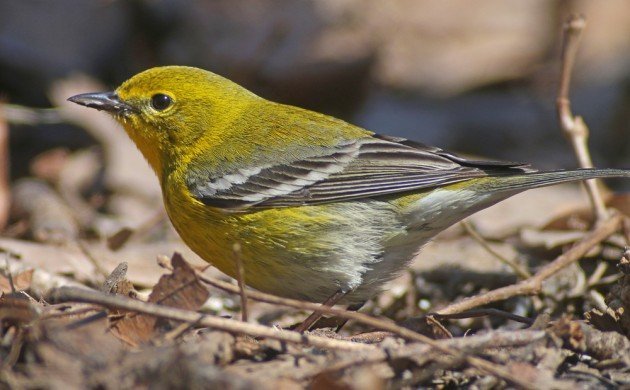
150, 93, 172, 111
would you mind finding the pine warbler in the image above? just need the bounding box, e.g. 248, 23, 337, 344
69, 66, 630, 313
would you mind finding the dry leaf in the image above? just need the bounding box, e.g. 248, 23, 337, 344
0, 294, 39, 325
110, 253, 210, 346
0, 268, 34, 293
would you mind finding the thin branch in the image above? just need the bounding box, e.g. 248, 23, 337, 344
232, 242, 248, 322
0, 104, 9, 231
3, 255, 15, 293
461, 221, 531, 279
50, 286, 372, 352
437, 213, 622, 315
2, 104, 64, 125
556, 14, 608, 222
75, 239, 109, 279
432, 308, 534, 325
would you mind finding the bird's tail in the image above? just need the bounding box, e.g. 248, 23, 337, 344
475, 168, 630, 194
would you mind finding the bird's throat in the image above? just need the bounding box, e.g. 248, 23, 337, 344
121, 122, 164, 179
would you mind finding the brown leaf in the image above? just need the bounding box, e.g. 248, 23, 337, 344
0, 268, 34, 293
584, 308, 625, 335
106, 227, 134, 251
110, 253, 210, 346
0, 294, 39, 325
147, 253, 210, 310
586, 252, 630, 337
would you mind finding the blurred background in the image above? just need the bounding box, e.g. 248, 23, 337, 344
3, 0, 630, 170
1, 0, 629, 235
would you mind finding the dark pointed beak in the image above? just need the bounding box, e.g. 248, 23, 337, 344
67, 92, 135, 114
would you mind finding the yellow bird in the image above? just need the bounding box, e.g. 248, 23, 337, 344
69, 66, 629, 330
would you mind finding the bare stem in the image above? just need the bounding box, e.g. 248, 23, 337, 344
556, 14, 609, 222
0, 104, 9, 231
49, 286, 371, 352
462, 221, 531, 279
232, 242, 248, 322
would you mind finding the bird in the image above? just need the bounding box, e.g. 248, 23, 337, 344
69, 65, 630, 331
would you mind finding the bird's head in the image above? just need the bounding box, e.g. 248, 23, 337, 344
68, 66, 258, 176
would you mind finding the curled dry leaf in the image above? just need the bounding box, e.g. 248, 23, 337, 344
586, 250, 630, 337
109, 253, 210, 346
0, 294, 39, 326
550, 317, 630, 361
0, 268, 34, 293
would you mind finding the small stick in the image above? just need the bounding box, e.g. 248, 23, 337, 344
4, 254, 15, 293
425, 315, 452, 338
0, 104, 9, 230
2, 104, 64, 125
461, 221, 531, 279
586, 261, 608, 287
232, 242, 248, 322
76, 239, 110, 279
556, 15, 608, 222
431, 308, 534, 325
622, 217, 630, 245
437, 213, 621, 315
49, 286, 372, 352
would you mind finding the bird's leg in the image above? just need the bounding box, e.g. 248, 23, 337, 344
333, 301, 366, 332
306, 300, 366, 332
294, 289, 349, 333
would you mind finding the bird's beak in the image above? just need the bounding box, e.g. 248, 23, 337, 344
67, 92, 136, 114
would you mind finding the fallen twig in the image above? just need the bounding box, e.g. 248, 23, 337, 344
49, 286, 373, 352
0, 104, 9, 231
1, 104, 64, 125
432, 308, 534, 325
232, 242, 248, 322
462, 220, 531, 278
437, 213, 622, 315
556, 14, 608, 222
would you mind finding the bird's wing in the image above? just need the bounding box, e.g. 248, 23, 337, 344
187, 134, 531, 210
